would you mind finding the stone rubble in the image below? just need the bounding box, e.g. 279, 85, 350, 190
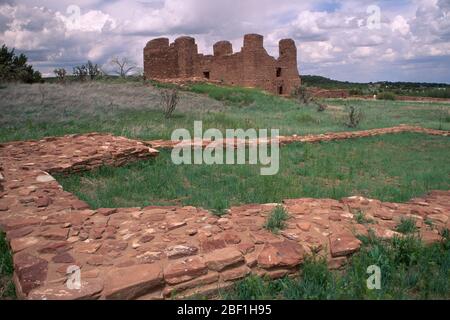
0, 129, 449, 300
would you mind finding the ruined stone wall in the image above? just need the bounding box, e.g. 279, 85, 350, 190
144, 34, 301, 95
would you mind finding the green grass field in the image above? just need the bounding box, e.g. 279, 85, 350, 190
57, 133, 450, 212
0, 82, 449, 143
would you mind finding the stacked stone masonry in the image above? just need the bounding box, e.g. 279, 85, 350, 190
0, 127, 449, 300
144, 34, 301, 95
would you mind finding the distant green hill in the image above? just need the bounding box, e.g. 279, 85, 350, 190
301, 75, 450, 98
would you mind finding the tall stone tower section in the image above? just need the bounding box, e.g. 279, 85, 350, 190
277, 39, 301, 95
174, 36, 198, 78
241, 34, 274, 92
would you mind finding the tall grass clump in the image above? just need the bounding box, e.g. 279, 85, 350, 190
264, 205, 289, 234
0, 232, 15, 299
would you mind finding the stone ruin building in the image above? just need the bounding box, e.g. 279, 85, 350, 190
144, 34, 301, 95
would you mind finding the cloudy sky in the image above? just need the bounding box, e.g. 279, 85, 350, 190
1, 0, 449, 83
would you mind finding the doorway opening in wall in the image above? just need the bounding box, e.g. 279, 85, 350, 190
278, 86, 283, 95
276, 67, 282, 77
203, 71, 210, 79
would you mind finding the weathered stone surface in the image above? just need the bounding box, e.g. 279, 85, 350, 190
97, 208, 117, 216
164, 257, 208, 285
220, 265, 251, 281
167, 221, 187, 231
1, 217, 41, 231
41, 228, 69, 241
29, 280, 103, 300
75, 242, 102, 254
257, 240, 304, 269
427, 214, 448, 225
36, 174, 55, 183
38, 241, 70, 254
14, 253, 48, 295
421, 231, 442, 244
222, 231, 242, 244
70, 200, 90, 210
10, 237, 39, 253
52, 252, 75, 264
36, 196, 51, 208
329, 233, 362, 257
204, 247, 244, 271
200, 238, 227, 253
163, 272, 219, 298
297, 222, 311, 231
373, 209, 393, 220
165, 245, 198, 260
6, 227, 33, 239
104, 264, 163, 299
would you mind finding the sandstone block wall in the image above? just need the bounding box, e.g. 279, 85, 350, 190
144, 34, 301, 95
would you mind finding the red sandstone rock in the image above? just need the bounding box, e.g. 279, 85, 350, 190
103, 264, 163, 299
14, 252, 48, 295
167, 221, 187, 231
200, 238, 227, 253
373, 209, 394, 220
41, 228, 69, 241
52, 252, 75, 264
74, 242, 102, 254
164, 257, 208, 285
420, 231, 442, 244
1, 217, 42, 231
204, 247, 244, 271
36, 196, 51, 208
222, 231, 242, 244
38, 241, 70, 254
163, 272, 219, 298
28, 280, 103, 300
257, 240, 304, 269
70, 200, 90, 210
297, 222, 311, 231
220, 265, 251, 282
10, 237, 39, 253
329, 233, 361, 257
6, 227, 33, 239
97, 208, 117, 216
165, 245, 198, 260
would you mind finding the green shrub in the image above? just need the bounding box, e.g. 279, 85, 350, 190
396, 218, 418, 234
345, 105, 364, 128
0, 44, 41, 83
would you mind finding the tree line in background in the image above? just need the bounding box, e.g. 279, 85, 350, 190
0, 44, 139, 84
302, 75, 450, 99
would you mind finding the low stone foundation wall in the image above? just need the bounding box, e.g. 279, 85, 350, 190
0, 128, 449, 300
